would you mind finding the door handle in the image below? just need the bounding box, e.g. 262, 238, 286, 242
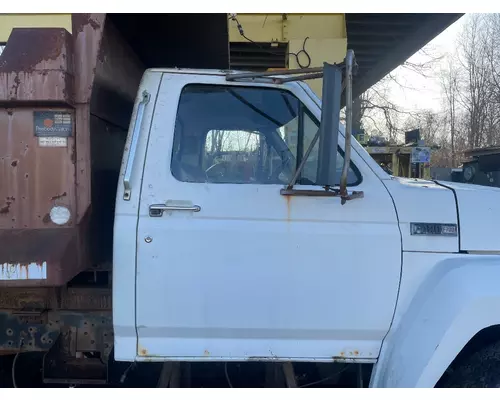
149, 203, 201, 217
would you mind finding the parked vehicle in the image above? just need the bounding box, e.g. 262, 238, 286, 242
2, 14, 500, 388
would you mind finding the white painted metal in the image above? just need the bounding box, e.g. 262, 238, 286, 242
0, 262, 47, 280
438, 181, 500, 252
132, 71, 402, 362
112, 71, 163, 361
111, 68, 500, 387
371, 252, 500, 388
383, 178, 459, 253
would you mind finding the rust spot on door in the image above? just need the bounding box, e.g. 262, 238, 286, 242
285, 195, 291, 221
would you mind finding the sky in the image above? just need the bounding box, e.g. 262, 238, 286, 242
386, 15, 467, 113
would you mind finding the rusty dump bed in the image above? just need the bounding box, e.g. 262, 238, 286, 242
0, 13, 229, 287
0, 23, 91, 287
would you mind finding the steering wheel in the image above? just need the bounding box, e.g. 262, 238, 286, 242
205, 161, 230, 182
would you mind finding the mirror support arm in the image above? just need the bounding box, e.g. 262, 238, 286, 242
340, 50, 355, 205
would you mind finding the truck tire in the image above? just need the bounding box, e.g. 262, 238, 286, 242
439, 340, 500, 387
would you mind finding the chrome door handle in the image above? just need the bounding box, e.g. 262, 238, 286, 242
149, 203, 201, 217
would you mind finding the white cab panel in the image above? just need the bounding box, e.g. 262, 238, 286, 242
133, 71, 402, 362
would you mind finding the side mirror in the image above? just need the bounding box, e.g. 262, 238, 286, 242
313, 50, 358, 204
315, 62, 342, 188
226, 50, 363, 203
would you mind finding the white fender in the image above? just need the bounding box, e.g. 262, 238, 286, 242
370, 255, 500, 388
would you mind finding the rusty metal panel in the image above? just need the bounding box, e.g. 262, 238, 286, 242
0, 309, 112, 356
94, 18, 144, 105
61, 287, 112, 310
0, 102, 89, 287
42, 311, 113, 385
0, 287, 52, 309
0, 228, 79, 287
0, 14, 114, 288
0, 286, 112, 355
0, 310, 54, 354
0, 70, 72, 104
0, 286, 112, 311
90, 17, 144, 130
74, 104, 92, 224
71, 14, 106, 223
72, 14, 106, 104
0, 28, 74, 104
0, 108, 76, 230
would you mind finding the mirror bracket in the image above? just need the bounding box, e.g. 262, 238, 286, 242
280, 187, 364, 204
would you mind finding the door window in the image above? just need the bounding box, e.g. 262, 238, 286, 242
171, 84, 361, 186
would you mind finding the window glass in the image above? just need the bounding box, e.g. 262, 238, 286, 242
171, 84, 361, 185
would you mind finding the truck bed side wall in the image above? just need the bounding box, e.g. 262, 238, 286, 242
89, 18, 145, 266
0, 14, 145, 284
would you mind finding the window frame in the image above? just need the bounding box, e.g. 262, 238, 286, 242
298, 104, 363, 187
170, 83, 363, 187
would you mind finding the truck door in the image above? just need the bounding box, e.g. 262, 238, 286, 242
134, 72, 402, 361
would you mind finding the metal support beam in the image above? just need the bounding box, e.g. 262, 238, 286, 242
283, 362, 297, 388
157, 362, 181, 388
340, 50, 354, 203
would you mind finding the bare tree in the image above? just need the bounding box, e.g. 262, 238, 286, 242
456, 14, 495, 148
359, 82, 408, 143
440, 55, 460, 166
408, 110, 444, 145
358, 47, 444, 143
421, 14, 500, 167
482, 14, 500, 146
401, 109, 454, 166
483, 14, 500, 106
358, 14, 500, 169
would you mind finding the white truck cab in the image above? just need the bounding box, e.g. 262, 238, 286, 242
112, 64, 500, 388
